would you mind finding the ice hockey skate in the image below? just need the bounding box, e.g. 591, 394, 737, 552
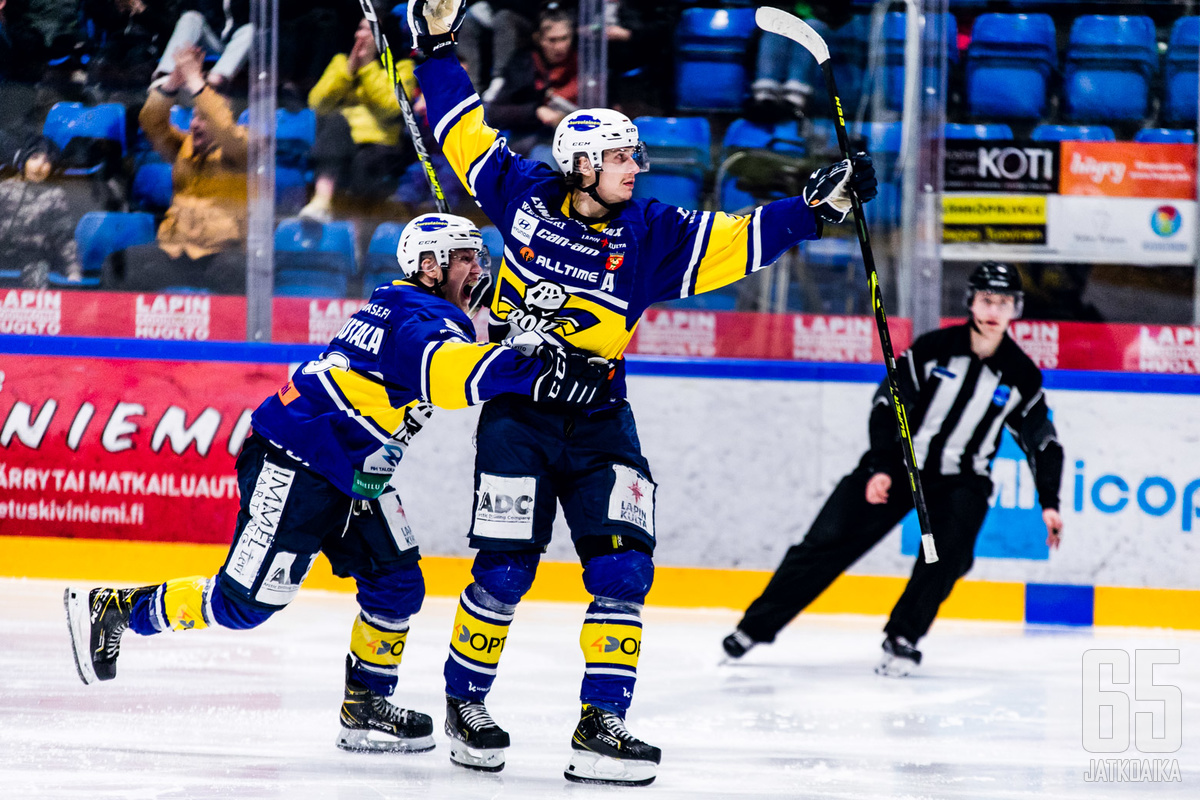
445, 696, 509, 772
64, 585, 152, 685
336, 656, 435, 753
564, 704, 661, 786
875, 635, 922, 677
721, 629, 756, 660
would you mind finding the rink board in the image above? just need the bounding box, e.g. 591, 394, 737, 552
1, 337, 1199, 630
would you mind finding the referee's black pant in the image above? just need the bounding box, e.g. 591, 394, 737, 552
737, 464, 993, 646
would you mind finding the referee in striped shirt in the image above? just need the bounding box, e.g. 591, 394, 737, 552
723, 262, 1065, 675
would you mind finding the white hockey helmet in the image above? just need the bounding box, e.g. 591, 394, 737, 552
552, 108, 648, 174
396, 213, 485, 278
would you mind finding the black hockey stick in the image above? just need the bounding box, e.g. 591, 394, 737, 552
355, 0, 493, 313
756, 7, 939, 564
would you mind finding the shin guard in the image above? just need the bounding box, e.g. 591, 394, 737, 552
131, 576, 216, 634
444, 584, 514, 702
348, 611, 410, 696
578, 599, 643, 714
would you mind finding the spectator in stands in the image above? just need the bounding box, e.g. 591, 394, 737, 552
279, 0, 357, 107
298, 19, 415, 222
108, 45, 247, 293
0, 0, 84, 85
457, 0, 539, 100
0, 135, 81, 286
81, 0, 181, 95
747, 27, 820, 124
486, 3, 577, 155
153, 0, 251, 92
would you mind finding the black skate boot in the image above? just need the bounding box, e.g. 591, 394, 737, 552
64, 585, 153, 685
722, 629, 756, 659
875, 634, 922, 677
336, 656, 434, 753
564, 704, 661, 786
445, 695, 510, 772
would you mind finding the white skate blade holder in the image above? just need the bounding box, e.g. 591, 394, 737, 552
335, 728, 435, 754
63, 587, 98, 686
449, 741, 506, 772
565, 750, 657, 786
875, 652, 916, 678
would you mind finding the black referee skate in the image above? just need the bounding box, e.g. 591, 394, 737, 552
445, 695, 510, 772
64, 585, 152, 685
336, 657, 434, 753
722, 629, 757, 659
564, 704, 661, 786
875, 634, 922, 677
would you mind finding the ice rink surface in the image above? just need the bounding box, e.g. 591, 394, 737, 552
2, 578, 1196, 799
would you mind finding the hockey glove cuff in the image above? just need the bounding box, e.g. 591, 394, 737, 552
530, 348, 613, 407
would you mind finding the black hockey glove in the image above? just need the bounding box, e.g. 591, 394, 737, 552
802, 151, 877, 224
530, 347, 613, 407
408, 0, 466, 58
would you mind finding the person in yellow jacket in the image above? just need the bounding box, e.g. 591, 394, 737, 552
299, 19, 417, 222
107, 45, 249, 295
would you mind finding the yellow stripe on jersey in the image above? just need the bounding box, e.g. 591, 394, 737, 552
441, 104, 497, 196
693, 211, 756, 295
580, 619, 642, 668
350, 615, 408, 667
328, 369, 411, 433
426, 341, 504, 410
163, 575, 210, 631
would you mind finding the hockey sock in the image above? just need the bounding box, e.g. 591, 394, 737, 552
348, 611, 410, 696
578, 597, 643, 715
128, 576, 215, 635
444, 583, 515, 702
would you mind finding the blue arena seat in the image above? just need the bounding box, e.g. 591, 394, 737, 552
632, 116, 711, 208
675, 7, 758, 111
237, 107, 316, 167
43, 102, 127, 175
1064, 15, 1157, 122
1134, 128, 1196, 144
793, 238, 867, 314
275, 219, 357, 297
718, 118, 806, 212
828, 15, 871, 114
944, 123, 1015, 140
966, 14, 1057, 120
1030, 124, 1116, 142
362, 222, 405, 296
74, 212, 157, 276
276, 167, 309, 216
883, 12, 958, 113
131, 162, 173, 211
1165, 18, 1199, 126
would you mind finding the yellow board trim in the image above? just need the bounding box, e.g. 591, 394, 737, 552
4, 536, 1197, 630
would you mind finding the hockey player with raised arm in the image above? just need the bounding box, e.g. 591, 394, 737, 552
722, 262, 1066, 676
64, 213, 611, 754
405, 0, 878, 785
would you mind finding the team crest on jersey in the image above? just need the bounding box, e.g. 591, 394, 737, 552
520, 247, 535, 262
496, 279, 599, 337
605, 254, 624, 271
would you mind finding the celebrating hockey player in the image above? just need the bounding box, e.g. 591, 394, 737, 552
406, 0, 877, 785
64, 213, 612, 754
722, 262, 1065, 676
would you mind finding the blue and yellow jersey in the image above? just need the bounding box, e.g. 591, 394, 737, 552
251, 281, 542, 499
415, 54, 821, 398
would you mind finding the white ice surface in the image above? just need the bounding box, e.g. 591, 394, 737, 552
2, 578, 1197, 799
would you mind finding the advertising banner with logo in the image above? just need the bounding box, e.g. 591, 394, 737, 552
1047, 196, 1195, 265
0, 355, 288, 543
942, 194, 1048, 246
944, 140, 1058, 193
1059, 142, 1196, 199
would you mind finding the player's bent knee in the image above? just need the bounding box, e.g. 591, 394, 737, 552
471, 550, 541, 606
210, 580, 277, 630
582, 549, 655, 605
355, 562, 426, 621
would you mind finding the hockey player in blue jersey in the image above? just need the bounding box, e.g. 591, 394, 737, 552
407, 0, 879, 785
64, 213, 612, 754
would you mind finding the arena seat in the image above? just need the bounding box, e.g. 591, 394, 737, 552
43, 102, 127, 176
131, 162, 174, 211
275, 219, 357, 297
883, 12, 958, 113
1064, 15, 1157, 122
74, 211, 157, 277
944, 123, 1015, 140
965, 14, 1057, 120
1134, 128, 1196, 144
362, 222, 405, 296
675, 7, 758, 111
828, 15, 871, 114
792, 238, 867, 315
1030, 124, 1116, 142
632, 116, 711, 208
718, 118, 805, 213
1164, 17, 1199, 126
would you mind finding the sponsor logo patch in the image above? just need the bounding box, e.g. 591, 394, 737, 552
226, 462, 296, 590
606, 464, 655, 539
512, 208, 539, 244
472, 473, 536, 540
605, 254, 624, 271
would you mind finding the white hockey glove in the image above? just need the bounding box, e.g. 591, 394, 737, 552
803, 151, 878, 225
408, 0, 466, 55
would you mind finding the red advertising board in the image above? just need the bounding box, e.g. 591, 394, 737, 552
0, 356, 288, 543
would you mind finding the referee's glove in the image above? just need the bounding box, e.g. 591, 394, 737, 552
803, 151, 878, 225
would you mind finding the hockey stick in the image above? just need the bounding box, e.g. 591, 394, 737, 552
756, 7, 939, 564
355, 0, 493, 313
